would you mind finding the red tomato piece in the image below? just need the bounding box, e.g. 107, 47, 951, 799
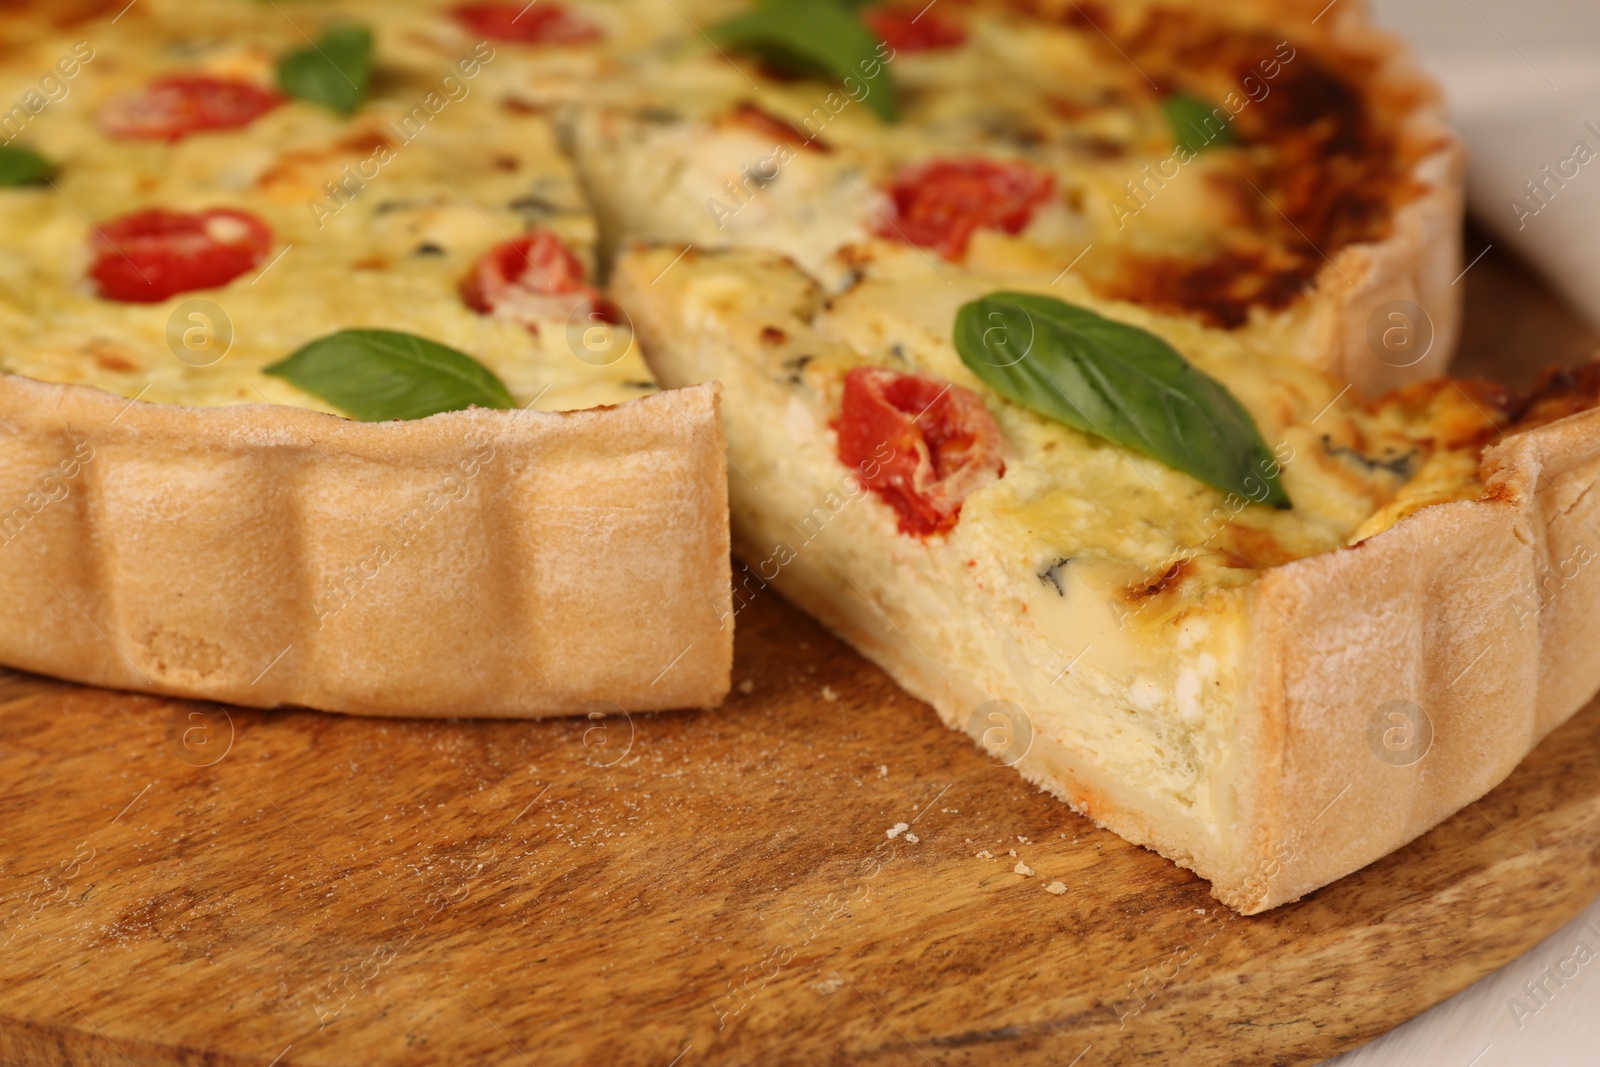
879, 158, 1054, 261
835, 367, 1005, 537
450, 2, 604, 44
98, 75, 282, 142
462, 230, 600, 328
90, 208, 273, 303
863, 7, 968, 54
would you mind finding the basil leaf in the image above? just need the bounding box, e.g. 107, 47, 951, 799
0, 145, 53, 186
263, 329, 515, 421
712, 0, 896, 122
277, 24, 373, 116
954, 292, 1290, 508
1163, 92, 1235, 155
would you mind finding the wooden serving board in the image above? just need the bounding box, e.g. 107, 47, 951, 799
1, 597, 1598, 1067
1, 237, 1598, 1067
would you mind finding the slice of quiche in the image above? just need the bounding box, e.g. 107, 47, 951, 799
615, 241, 1600, 912
564, 0, 1461, 392
0, 1, 732, 716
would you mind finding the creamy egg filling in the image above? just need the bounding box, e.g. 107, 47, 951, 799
0, 0, 654, 416
562, 0, 1411, 340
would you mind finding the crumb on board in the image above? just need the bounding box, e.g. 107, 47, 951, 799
1008, 848, 1017, 857
1014, 860, 1034, 877
813, 977, 843, 995
976, 850, 994, 859
821, 685, 839, 703
1045, 881, 1067, 896
886, 822, 908, 839
877, 765, 888, 778
904, 832, 919, 844
738, 679, 755, 695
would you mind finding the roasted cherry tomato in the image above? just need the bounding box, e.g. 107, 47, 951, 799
461, 230, 600, 328
863, 7, 968, 53
97, 75, 282, 142
90, 208, 273, 303
879, 158, 1054, 261
450, 2, 604, 44
836, 366, 1005, 537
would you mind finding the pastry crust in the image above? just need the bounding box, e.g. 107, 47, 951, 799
1268, 0, 1465, 392
0, 373, 732, 717
1213, 405, 1600, 911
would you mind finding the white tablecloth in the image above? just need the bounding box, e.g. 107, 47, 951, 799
1323, 895, 1600, 1065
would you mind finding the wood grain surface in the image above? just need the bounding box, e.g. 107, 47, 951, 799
0, 234, 1597, 1067
0, 590, 1598, 1067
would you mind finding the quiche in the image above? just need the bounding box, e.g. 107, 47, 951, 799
4, 0, 1583, 913
0, 0, 733, 716
616, 241, 1600, 912
562, 0, 1462, 392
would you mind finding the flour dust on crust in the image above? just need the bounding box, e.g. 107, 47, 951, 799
0, 375, 732, 717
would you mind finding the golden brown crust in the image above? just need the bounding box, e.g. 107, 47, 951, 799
1211, 398, 1600, 911
978, 399, 1600, 915
0, 374, 733, 717
1301, 5, 1466, 392
1226, 489, 1540, 910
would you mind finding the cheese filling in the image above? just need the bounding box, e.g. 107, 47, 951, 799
565, 0, 1421, 330
0, 0, 1425, 420
0, 0, 654, 415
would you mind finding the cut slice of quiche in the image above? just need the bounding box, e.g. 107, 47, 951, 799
564, 0, 1461, 393
615, 241, 1600, 912
0, 2, 732, 716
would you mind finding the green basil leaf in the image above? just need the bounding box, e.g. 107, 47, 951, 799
712, 0, 896, 122
0, 145, 53, 186
263, 329, 515, 421
954, 292, 1290, 508
277, 23, 373, 116
1163, 92, 1235, 155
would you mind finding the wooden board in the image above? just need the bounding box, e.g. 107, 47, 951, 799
1, 234, 1598, 1067
1, 599, 1599, 1067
